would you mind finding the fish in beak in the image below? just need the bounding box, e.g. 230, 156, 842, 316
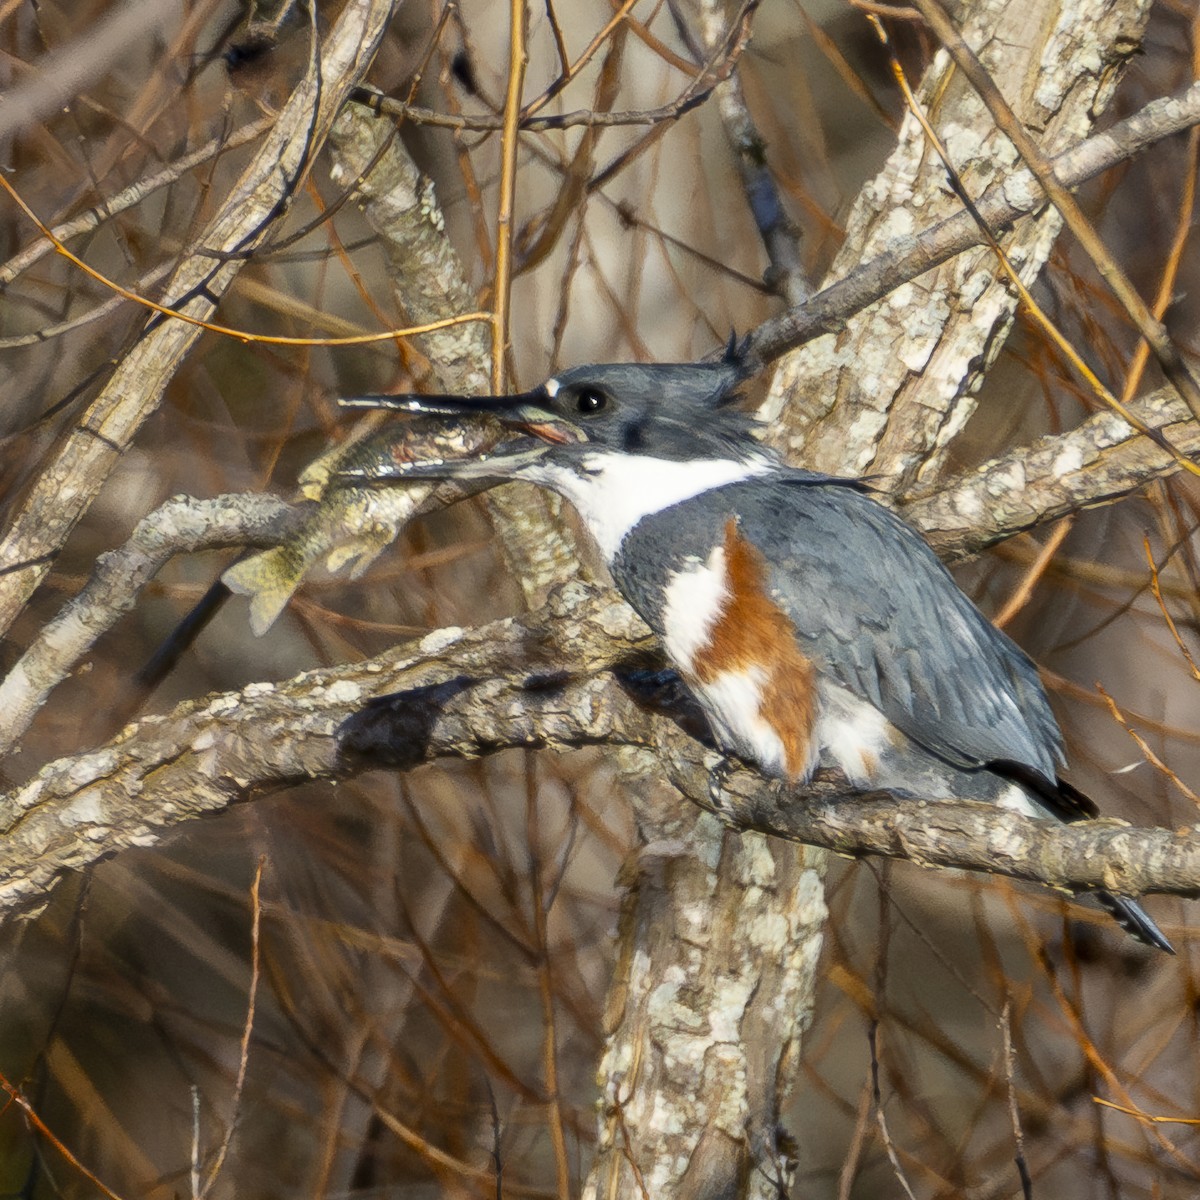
336, 390, 582, 484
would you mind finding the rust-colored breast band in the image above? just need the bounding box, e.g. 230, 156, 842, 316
691, 518, 817, 781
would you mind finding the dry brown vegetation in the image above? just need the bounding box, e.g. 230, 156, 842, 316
2, 0, 1200, 1197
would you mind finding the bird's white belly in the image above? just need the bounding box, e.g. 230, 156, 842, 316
660, 542, 730, 667
693, 668, 796, 779
813, 686, 896, 788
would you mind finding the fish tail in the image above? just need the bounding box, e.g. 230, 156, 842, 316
222, 546, 306, 636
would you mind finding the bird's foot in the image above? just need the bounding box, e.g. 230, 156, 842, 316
705, 758, 734, 806
706, 754, 782, 827
707, 755, 742, 814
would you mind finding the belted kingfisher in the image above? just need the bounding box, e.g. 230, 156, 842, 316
341, 357, 1172, 953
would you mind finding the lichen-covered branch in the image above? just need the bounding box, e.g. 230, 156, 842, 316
908, 387, 1198, 557
661, 746, 1200, 903
2, 583, 1194, 935
745, 81, 1200, 373
584, 803, 825, 1200
759, 0, 1152, 490
0, 583, 651, 923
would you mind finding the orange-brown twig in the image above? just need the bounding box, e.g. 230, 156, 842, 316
1143, 537, 1200, 682
524, 756, 572, 1200
994, 518, 1075, 629
1097, 683, 1200, 807
522, 0, 639, 120
1094, 1097, 1200, 1127
0, 1070, 126, 1200
0, 171, 488, 348
490, 0, 529, 392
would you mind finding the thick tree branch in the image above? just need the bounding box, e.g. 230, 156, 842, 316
0, 494, 306, 756
2, 584, 1194, 930
909, 0, 1200, 424
662, 749, 1200, 903
747, 80, 1200, 370
0, 585, 651, 922
907, 387, 1198, 557
759, 0, 1155, 488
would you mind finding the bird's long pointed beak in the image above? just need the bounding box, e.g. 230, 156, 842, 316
335, 389, 584, 485
339, 389, 582, 444
340, 391, 535, 418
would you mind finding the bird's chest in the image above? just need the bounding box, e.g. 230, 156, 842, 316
613, 506, 819, 782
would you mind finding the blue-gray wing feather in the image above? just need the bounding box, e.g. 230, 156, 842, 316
731, 476, 1062, 777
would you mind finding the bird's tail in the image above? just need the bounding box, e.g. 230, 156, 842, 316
989, 761, 1174, 954
1094, 892, 1175, 955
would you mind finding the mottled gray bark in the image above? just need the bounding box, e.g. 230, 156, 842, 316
5, 583, 1198, 928
760, 0, 1153, 494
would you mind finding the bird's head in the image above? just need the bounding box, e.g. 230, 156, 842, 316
337, 356, 760, 486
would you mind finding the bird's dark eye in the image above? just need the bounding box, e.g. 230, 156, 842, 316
575, 388, 608, 415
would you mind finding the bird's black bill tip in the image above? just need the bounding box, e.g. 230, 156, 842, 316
338, 392, 509, 418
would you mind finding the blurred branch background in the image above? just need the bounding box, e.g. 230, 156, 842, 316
1, 0, 1199, 1196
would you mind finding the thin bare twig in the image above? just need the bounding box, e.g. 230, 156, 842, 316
849, 0, 922, 16
1000, 999, 1034, 1200
355, 76, 725, 131
686, 0, 809, 302
0, 176, 491, 348
522, 0, 639, 120
0, 117, 273, 287
1120, 118, 1199, 403
515, 26, 626, 276
524, 758, 572, 1200
0, 260, 173, 349
1093, 1098, 1200, 1127
190, 1087, 201, 1200
869, 1023, 918, 1200
200, 856, 266, 1198
583, 0, 757, 195
836, 1074, 875, 1200
1096, 684, 1200, 808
